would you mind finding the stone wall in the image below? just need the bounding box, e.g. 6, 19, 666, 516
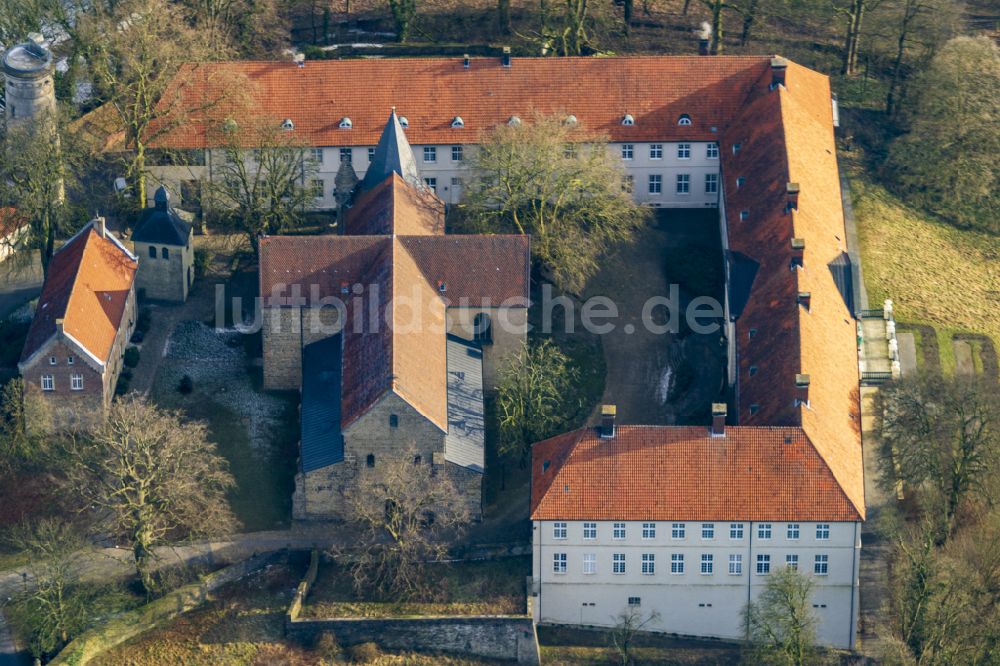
262, 307, 302, 389
447, 306, 527, 387
134, 235, 193, 303
286, 616, 539, 664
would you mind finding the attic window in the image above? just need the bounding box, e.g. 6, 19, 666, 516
542, 460, 551, 472
736, 176, 746, 188
739, 210, 749, 221
678, 114, 692, 126
733, 143, 742, 154
564, 114, 578, 126
749, 366, 758, 377
437, 280, 447, 292
508, 115, 521, 126
339, 117, 352, 129
749, 328, 758, 339
451, 116, 464, 128
622, 114, 635, 126
398, 116, 409, 128
281, 118, 294, 130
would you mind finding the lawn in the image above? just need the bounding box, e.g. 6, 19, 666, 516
537, 625, 742, 665
852, 172, 1000, 375
301, 556, 530, 618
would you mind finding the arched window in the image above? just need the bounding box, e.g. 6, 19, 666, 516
338, 117, 352, 129
678, 114, 692, 126
366, 454, 375, 467
451, 116, 464, 128
161, 247, 169, 259
148, 246, 156, 259
622, 114, 635, 126
474, 312, 493, 345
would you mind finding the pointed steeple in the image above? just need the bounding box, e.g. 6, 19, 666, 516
361, 109, 422, 192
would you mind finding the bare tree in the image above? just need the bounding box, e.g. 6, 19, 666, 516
609, 605, 661, 665
64, 396, 237, 595
0, 378, 53, 473
834, 0, 878, 75
743, 567, 821, 666
388, 0, 419, 42
207, 116, 317, 255
340, 450, 471, 599
876, 373, 1000, 543
463, 114, 646, 294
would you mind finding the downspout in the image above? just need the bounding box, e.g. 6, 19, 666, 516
849, 521, 859, 649
746, 521, 753, 639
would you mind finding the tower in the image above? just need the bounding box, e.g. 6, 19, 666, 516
2, 34, 56, 125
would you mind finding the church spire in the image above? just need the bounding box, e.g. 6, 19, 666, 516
360, 109, 422, 192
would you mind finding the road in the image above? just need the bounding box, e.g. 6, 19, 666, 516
0, 253, 42, 320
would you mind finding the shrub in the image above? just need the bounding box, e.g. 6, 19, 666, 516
194, 248, 210, 278
347, 642, 381, 663
123, 347, 140, 368
314, 632, 341, 660
115, 375, 130, 396
135, 308, 152, 336
177, 375, 194, 394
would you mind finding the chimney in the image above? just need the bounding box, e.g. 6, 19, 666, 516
790, 237, 805, 269
55, 318, 64, 334
711, 403, 727, 437
797, 291, 811, 310
795, 373, 810, 389
600, 404, 616, 439
95, 216, 107, 239
502, 46, 512, 68
463, 54, 470, 69
770, 57, 787, 88
786, 182, 800, 212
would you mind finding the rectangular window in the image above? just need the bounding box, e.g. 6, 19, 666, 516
705, 173, 718, 194
786, 554, 799, 570
368, 147, 375, 161
701, 554, 714, 574
730, 523, 744, 539
648, 174, 662, 195
733, 143, 742, 154
67, 356, 74, 365
70, 374, 83, 391
758, 523, 772, 540
613, 553, 626, 574
677, 143, 691, 159
41, 375, 54, 391
340, 147, 352, 163
451, 145, 463, 161
583, 522, 597, 540
628, 596, 641, 606
553, 553, 567, 574
701, 523, 715, 539
310, 180, 324, 198
49, 356, 57, 365
423, 146, 436, 163
642, 523, 656, 539
816, 524, 830, 540
310, 148, 323, 164
671, 523, 685, 539
814, 554, 829, 575
563, 144, 576, 158
707, 142, 719, 159
641, 553, 655, 575
676, 174, 690, 194
650, 144, 663, 159
757, 554, 771, 575
736, 176, 746, 188
424, 177, 437, 192
787, 524, 800, 540
621, 144, 633, 160
613, 523, 626, 540
671, 553, 684, 574
729, 554, 743, 575
583, 553, 596, 574
553, 522, 567, 539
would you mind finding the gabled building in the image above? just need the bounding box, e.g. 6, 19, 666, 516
258, 111, 530, 520
132, 186, 194, 303
18, 218, 138, 430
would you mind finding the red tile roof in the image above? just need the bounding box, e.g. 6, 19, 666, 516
20, 223, 137, 367
344, 173, 444, 236
530, 426, 861, 522
90, 56, 773, 150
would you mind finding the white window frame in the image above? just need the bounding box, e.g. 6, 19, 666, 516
758, 523, 772, 540
700, 554, 713, 575
677, 143, 691, 159
642, 523, 656, 539
67, 356, 74, 365
730, 523, 744, 539
671, 523, 685, 539
310, 147, 324, 164
423, 146, 437, 163
757, 554, 771, 575
613, 553, 626, 574
648, 174, 662, 195
41, 375, 54, 391
48, 356, 57, 365
339, 147, 352, 163
451, 145, 463, 162
787, 523, 800, 540
649, 144, 663, 160
70, 374, 83, 391
705, 173, 718, 194
676, 174, 690, 194
670, 553, 684, 574
583, 522, 597, 540
621, 144, 633, 160
424, 177, 437, 192
729, 554, 743, 575
701, 523, 715, 540
707, 142, 719, 159
583, 553, 596, 575
553, 522, 567, 540
816, 524, 830, 540
367, 147, 376, 162
786, 554, 799, 570
613, 522, 626, 540
553, 553, 567, 574
641, 553, 655, 575
814, 554, 829, 575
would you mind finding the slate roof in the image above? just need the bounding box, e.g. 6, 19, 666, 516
86, 56, 773, 150
20, 221, 137, 367
445, 336, 486, 472
530, 426, 861, 522
132, 186, 191, 246
360, 110, 423, 191
301, 334, 344, 472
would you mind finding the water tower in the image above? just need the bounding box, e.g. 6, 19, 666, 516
2, 33, 56, 124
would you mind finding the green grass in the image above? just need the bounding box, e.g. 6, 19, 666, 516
852, 171, 1000, 375
537, 625, 743, 665
302, 557, 529, 619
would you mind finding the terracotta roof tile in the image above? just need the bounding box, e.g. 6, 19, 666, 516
344, 173, 445, 236
20, 224, 137, 366
530, 426, 861, 522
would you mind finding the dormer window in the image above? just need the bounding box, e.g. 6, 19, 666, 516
508, 115, 521, 126
451, 116, 464, 128
281, 118, 294, 130
678, 114, 692, 126
622, 114, 635, 126
398, 116, 409, 128
438, 280, 447, 293
564, 114, 578, 126
338, 117, 352, 129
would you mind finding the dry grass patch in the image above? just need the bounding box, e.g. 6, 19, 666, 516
852, 173, 1000, 372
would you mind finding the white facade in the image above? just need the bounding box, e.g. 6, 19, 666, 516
146, 140, 722, 211
532, 519, 861, 649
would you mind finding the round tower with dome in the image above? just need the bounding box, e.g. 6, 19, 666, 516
2, 34, 56, 125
